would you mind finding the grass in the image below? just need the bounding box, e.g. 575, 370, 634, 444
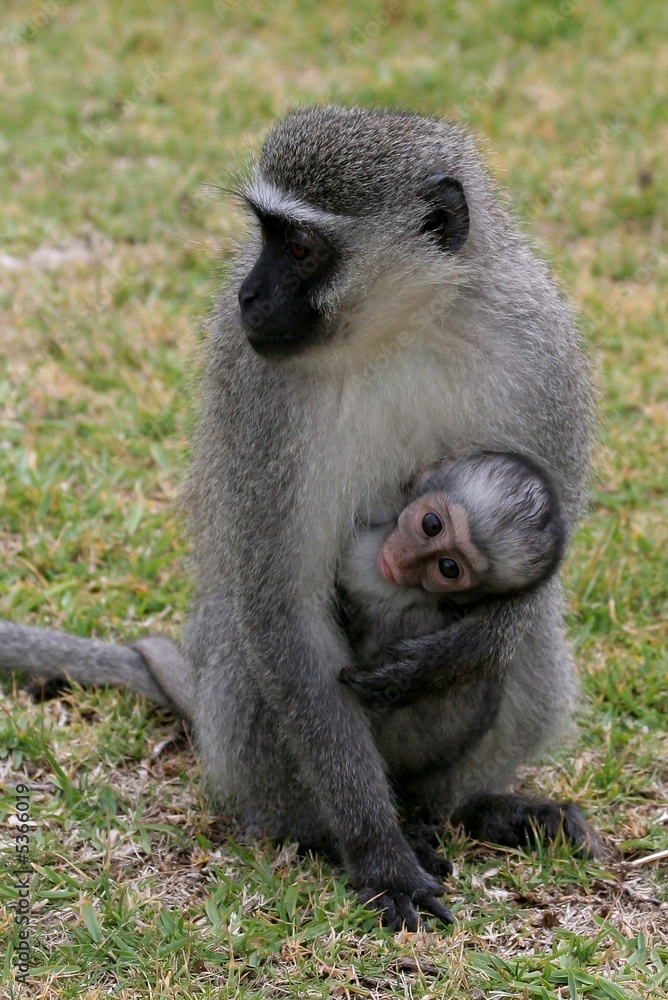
1, 0, 667, 996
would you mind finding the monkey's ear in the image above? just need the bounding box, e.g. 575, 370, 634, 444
419, 174, 470, 253
413, 456, 457, 493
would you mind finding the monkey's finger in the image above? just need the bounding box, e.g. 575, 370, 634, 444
341, 663, 392, 683
416, 893, 455, 926
398, 900, 423, 932
339, 666, 377, 689
408, 838, 454, 879
387, 893, 421, 932
359, 888, 420, 932
340, 667, 407, 704
339, 673, 383, 705
558, 803, 602, 858
358, 888, 400, 928
342, 680, 378, 702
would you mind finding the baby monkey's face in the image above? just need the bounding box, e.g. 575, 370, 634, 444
378, 493, 489, 594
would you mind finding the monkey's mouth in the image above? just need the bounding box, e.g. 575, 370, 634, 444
244, 327, 311, 358
378, 549, 399, 585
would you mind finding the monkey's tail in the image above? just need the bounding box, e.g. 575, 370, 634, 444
0, 621, 193, 719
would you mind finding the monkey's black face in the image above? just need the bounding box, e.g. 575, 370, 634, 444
238, 213, 338, 357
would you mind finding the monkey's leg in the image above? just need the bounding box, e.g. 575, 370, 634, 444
0, 621, 193, 718
187, 594, 454, 931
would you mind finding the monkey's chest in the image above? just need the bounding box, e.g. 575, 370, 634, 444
326, 352, 472, 508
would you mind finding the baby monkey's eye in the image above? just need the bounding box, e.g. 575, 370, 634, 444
438, 558, 460, 579
422, 512, 443, 537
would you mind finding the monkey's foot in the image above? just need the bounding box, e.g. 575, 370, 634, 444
353, 843, 454, 932
452, 792, 600, 858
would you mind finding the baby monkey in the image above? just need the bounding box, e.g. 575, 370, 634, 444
339, 452, 566, 711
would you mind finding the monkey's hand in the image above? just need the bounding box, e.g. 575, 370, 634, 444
351, 837, 454, 931
341, 597, 529, 711
339, 658, 426, 712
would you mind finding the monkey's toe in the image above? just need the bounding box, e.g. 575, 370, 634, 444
359, 885, 453, 932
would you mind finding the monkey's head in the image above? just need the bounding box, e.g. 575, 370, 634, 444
236, 105, 480, 358
379, 453, 566, 600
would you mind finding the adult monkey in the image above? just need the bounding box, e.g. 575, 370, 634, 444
184, 105, 594, 930
1, 106, 594, 930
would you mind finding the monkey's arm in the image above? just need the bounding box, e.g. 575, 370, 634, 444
0, 621, 193, 718
340, 595, 532, 711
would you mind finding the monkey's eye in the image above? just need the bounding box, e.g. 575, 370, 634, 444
288, 241, 309, 261
438, 558, 460, 579
285, 227, 323, 263
421, 513, 443, 537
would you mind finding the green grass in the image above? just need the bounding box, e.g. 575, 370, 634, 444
1, 1, 667, 996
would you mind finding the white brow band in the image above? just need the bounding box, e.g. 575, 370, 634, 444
243, 178, 348, 233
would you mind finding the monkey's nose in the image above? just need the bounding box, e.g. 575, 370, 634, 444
238, 285, 259, 308
238, 268, 264, 309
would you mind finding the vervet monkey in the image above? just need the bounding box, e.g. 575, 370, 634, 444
1, 451, 564, 714
339, 451, 565, 710
184, 105, 595, 929
1, 105, 596, 930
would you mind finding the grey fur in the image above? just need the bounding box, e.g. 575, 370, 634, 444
130, 636, 194, 718
185, 106, 594, 925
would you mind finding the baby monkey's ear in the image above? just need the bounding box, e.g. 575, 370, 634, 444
411, 457, 458, 496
